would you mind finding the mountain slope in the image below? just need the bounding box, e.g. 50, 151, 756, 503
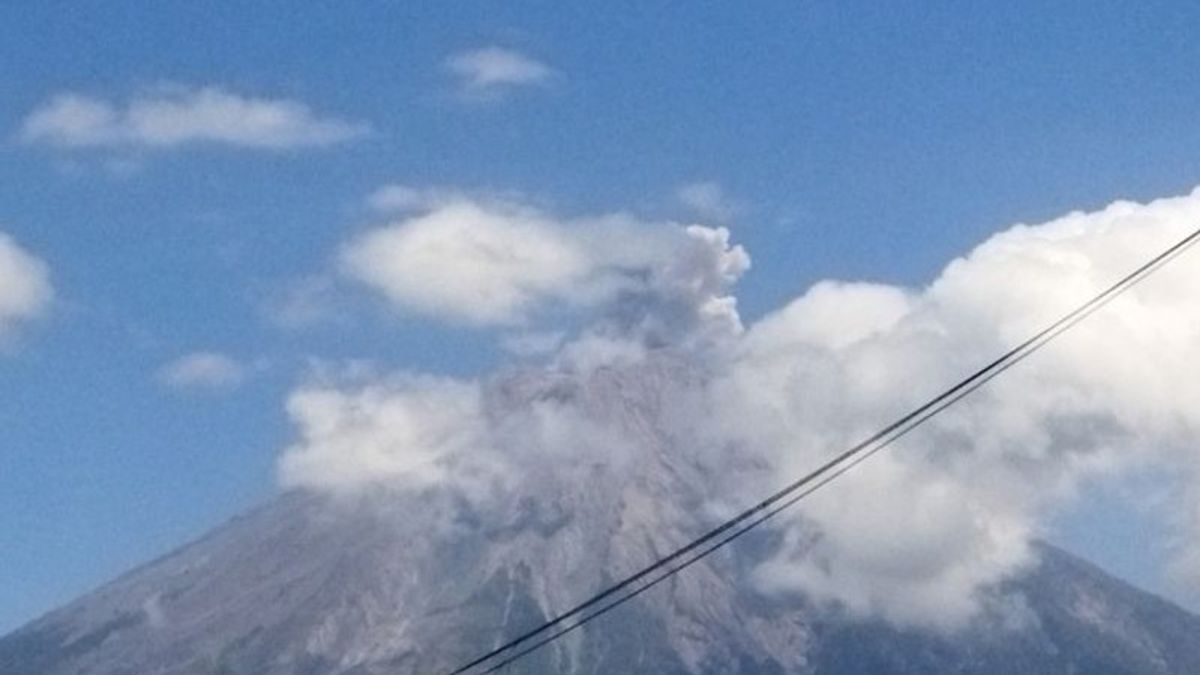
4, 489, 1200, 675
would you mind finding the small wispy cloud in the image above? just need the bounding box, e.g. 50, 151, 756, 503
367, 185, 469, 214
0, 231, 53, 339
676, 181, 740, 223
20, 86, 369, 151
445, 47, 556, 99
366, 183, 528, 214
262, 275, 347, 329
158, 352, 247, 391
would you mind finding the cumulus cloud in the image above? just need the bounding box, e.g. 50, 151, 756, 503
158, 352, 246, 390
280, 374, 491, 493
340, 195, 749, 343
702, 190, 1200, 629
0, 232, 52, 337
445, 47, 555, 97
751, 452, 1034, 630
20, 86, 368, 150
281, 186, 1200, 632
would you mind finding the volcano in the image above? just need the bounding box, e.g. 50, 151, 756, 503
4, 360, 1200, 675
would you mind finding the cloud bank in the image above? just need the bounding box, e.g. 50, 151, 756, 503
280, 187, 1200, 631
20, 86, 367, 150
0, 232, 52, 337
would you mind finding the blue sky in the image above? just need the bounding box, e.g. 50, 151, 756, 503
4, 1, 1200, 633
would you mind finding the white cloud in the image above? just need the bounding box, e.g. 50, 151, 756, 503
276, 363, 656, 512
701, 189, 1200, 629
342, 201, 588, 326
159, 352, 246, 390
279, 374, 492, 493
743, 281, 913, 352
340, 196, 749, 341
751, 452, 1034, 630
281, 185, 1200, 633
20, 86, 368, 150
676, 181, 740, 222
0, 232, 52, 337
445, 47, 555, 97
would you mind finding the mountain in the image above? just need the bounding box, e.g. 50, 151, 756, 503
4, 359, 1200, 675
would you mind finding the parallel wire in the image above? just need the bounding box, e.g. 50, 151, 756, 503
451, 225, 1200, 675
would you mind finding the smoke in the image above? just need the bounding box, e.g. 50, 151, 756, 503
279, 188, 1200, 631
0, 231, 52, 338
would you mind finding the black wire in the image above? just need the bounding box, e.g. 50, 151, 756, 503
450, 225, 1200, 675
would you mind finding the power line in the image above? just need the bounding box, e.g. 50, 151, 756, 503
448, 225, 1200, 675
